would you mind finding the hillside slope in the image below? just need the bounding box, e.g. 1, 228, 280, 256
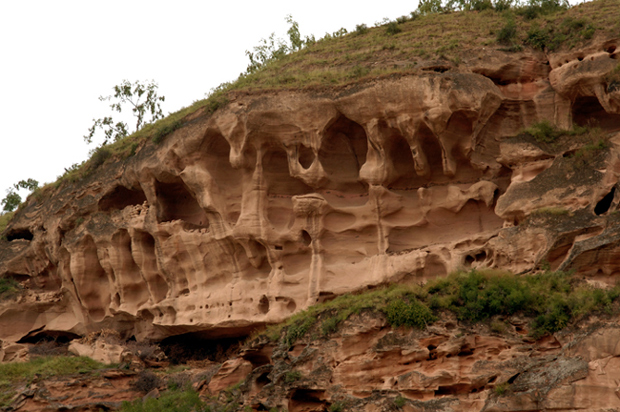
1, 1, 620, 410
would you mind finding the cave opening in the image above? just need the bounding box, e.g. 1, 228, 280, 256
595, 187, 616, 215
155, 178, 209, 227
572, 96, 620, 131
99, 185, 147, 212
159, 333, 248, 364
5, 228, 33, 242
318, 114, 368, 187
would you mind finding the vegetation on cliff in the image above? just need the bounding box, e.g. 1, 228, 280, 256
17, 0, 616, 210
260, 268, 620, 347
0, 356, 107, 408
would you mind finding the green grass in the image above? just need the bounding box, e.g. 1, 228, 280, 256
0, 356, 107, 409
120, 389, 204, 412
0, 212, 14, 234
0, 356, 107, 382
0, 277, 20, 300
258, 269, 620, 346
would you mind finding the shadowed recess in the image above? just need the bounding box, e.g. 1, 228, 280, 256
155, 177, 209, 227
5, 228, 33, 242
319, 115, 368, 187
111, 229, 149, 308
133, 230, 168, 303
78, 236, 111, 322
98, 185, 147, 212
572, 96, 620, 131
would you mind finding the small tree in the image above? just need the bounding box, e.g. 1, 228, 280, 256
84, 80, 165, 145
2, 179, 39, 212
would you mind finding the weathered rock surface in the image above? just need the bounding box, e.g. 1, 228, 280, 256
1, 37, 620, 350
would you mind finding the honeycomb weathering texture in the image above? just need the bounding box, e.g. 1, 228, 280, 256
1, 40, 620, 344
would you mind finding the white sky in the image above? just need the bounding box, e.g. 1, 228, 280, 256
1, 1, 583, 206
0, 1, 420, 205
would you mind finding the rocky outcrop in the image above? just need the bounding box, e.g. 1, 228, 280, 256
1, 38, 620, 348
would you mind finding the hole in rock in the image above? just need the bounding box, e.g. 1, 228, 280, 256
5, 228, 33, 242
607, 45, 617, 54
263, 145, 314, 230
301, 230, 312, 247
133, 230, 168, 303
385, 121, 420, 189
612, 53, 619, 60
572, 96, 620, 131
577, 56, 584, 61
274, 245, 283, 251
17, 330, 80, 345
488, 376, 497, 383
595, 187, 616, 215
199, 130, 243, 224
79, 236, 111, 322
160, 333, 248, 364
155, 178, 209, 227
263, 146, 314, 196
289, 389, 326, 412
507, 373, 520, 384
298, 144, 314, 169
99, 185, 147, 212
112, 229, 150, 307
243, 351, 272, 368
255, 372, 272, 390
435, 384, 474, 396
318, 114, 368, 188
258, 295, 270, 314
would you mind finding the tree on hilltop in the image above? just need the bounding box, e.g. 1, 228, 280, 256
84, 80, 165, 146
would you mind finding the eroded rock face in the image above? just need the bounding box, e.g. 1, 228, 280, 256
1, 38, 620, 345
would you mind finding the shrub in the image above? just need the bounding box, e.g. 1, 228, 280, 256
90, 145, 112, 169
384, 298, 436, 329
0, 212, 14, 234
523, 120, 562, 143
0, 356, 106, 382
132, 370, 161, 393
0, 277, 20, 300
284, 371, 302, 383
393, 395, 406, 408
496, 18, 517, 45
386, 22, 402, 35
493, 0, 514, 12
120, 389, 203, 412
525, 24, 550, 50
494, 382, 510, 396
329, 402, 345, 412
354, 24, 368, 35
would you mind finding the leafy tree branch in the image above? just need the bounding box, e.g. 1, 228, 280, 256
84, 80, 165, 145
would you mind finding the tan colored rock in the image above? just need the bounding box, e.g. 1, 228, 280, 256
206, 358, 253, 394
1, 38, 620, 349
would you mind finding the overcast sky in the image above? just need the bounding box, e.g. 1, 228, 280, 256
0, 1, 422, 207
1, 1, 584, 208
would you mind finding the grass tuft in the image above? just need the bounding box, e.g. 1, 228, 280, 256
257, 268, 620, 346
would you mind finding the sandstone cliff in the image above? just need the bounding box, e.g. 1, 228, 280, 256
2, 2, 620, 411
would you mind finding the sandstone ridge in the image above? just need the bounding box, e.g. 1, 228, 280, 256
1, 37, 620, 349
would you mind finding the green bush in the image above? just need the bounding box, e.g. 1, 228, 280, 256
496, 18, 517, 45
523, 120, 562, 143
0, 356, 106, 382
90, 145, 112, 169
385, 298, 436, 329
386, 22, 402, 35
120, 389, 203, 412
355, 24, 368, 35
0, 277, 20, 300
0, 212, 14, 234
284, 371, 302, 383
